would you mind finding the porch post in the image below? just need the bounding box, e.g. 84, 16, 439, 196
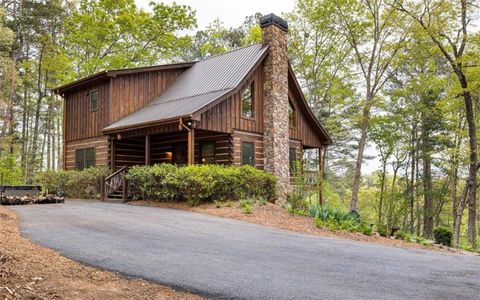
188, 128, 195, 165
318, 147, 324, 207
110, 136, 115, 170
145, 134, 151, 165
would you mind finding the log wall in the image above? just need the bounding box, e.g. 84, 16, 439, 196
64, 136, 109, 170
232, 130, 264, 169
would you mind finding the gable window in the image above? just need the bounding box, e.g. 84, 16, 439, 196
75, 147, 95, 170
241, 142, 255, 166
90, 90, 98, 111
289, 147, 297, 175
201, 142, 215, 164
241, 82, 254, 118
288, 100, 296, 128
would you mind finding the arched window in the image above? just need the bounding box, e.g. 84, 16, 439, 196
242, 82, 254, 118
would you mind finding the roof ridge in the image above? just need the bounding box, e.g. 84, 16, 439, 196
149, 88, 233, 107
198, 43, 264, 62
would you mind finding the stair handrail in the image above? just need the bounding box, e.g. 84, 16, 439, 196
102, 166, 128, 201
105, 166, 128, 181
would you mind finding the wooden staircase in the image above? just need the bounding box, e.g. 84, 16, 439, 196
101, 166, 133, 203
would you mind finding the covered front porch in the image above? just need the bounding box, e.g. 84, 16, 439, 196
109, 121, 233, 171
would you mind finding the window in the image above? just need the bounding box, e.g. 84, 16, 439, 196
173, 144, 187, 165
288, 100, 296, 128
75, 147, 95, 170
242, 142, 255, 166
201, 142, 215, 164
289, 147, 297, 174
241, 83, 254, 118
90, 90, 98, 111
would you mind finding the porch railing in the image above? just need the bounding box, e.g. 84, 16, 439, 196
101, 166, 131, 202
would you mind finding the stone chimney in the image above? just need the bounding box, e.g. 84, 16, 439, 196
260, 13, 290, 203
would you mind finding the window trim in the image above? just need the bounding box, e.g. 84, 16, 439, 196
200, 142, 216, 164
241, 82, 255, 120
241, 141, 255, 167
75, 147, 96, 170
90, 89, 99, 112
288, 99, 297, 128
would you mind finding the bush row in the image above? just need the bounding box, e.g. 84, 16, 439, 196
125, 164, 277, 205
35, 167, 109, 199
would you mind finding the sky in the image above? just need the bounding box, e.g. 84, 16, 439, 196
135, 0, 296, 29
135, 0, 381, 175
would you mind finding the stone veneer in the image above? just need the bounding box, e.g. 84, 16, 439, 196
261, 15, 291, 203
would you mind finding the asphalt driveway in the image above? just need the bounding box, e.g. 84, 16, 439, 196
12, 201, 480, 299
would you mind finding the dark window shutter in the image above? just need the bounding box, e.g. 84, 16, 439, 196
75, 149, 85, 170
85, 148, 95, 168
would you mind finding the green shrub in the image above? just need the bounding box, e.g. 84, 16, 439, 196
405, 234, 412, 242
394, 230, 407, 240
238, 165, 277, 201
358, 223, 373, 236
126, 164, 179, 201
434, 226, 453, 246
312, 205, 371, 235
127, 164, 276, 205
214, 200, 222, 208
287, 192, 305, 212
36, 167, 109, 199
36, 170, 69, 196
242, 203, 253, 214
377, 225, 388, 237
65, 167, 109, 199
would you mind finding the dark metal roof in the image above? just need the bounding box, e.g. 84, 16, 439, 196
104, 43, 269, 132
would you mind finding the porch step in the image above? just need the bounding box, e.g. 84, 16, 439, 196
108, 191, 124, 198
105, 190, 132, 202
104, 198, 124, 203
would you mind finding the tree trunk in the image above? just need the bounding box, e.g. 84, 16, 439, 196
462, 90, 477, 249
415, 147, 421, 236
454, 184, 469, 245
350, 95, 373, 212
378, 158, 387, 225
57, 117, 62, 169
409, 123, 416, 233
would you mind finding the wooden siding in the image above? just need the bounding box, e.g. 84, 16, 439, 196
64, 68, 187, 143
197, 63, 324, 148
64, 80, 109, 142
232, 130, 264, 169
288, 88, 324, 148
65, 136, 109, 170
108, 69, 186, 125
197, 63, 265, 134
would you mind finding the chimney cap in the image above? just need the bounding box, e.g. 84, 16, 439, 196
260, 13, 288, 32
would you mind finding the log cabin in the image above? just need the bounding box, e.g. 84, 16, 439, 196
54, 14, 332, 201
